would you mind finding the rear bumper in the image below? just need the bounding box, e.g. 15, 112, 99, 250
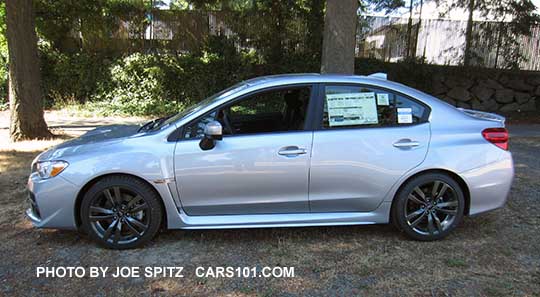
460, 153, 514, 215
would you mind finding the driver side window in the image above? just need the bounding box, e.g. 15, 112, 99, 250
183, 86, 311, 139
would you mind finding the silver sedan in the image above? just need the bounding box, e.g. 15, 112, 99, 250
26, 74, 514, 249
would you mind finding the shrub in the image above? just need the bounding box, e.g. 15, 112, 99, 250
52, 36, 261, 116
40, 43, 112, 107
86, 49, 257, 116
36, 33, 325, 117
89, 53, 181, 116
32, 46, 442, 117
34, 35, 448, 118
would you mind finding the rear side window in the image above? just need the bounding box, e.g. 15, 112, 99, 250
322, 85, 428, 129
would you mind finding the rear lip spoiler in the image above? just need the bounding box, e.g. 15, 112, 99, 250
457, 108, 506, 126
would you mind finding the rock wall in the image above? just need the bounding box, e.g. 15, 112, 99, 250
427, 70, 539, 112
355, 59, 540, 112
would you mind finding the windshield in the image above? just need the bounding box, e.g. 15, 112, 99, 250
155, 81, 249, 129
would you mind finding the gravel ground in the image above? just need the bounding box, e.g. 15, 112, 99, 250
0, 115, 538, 296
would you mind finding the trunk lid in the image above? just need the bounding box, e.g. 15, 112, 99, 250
458, 108, 506, 126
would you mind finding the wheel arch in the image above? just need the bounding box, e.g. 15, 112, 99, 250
74, 173, 168, 230
391, 169, 471, 217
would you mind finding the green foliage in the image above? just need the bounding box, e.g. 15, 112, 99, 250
36, 34, 440, 117
40, 42, 113, 106
363, 0, 406, 14
2, 0, 534, 116
0, 0, 329, 114
0, 0, 331, 113
43, 51, 435, 117
42, 35, 260, 116
91, 53, 183, 116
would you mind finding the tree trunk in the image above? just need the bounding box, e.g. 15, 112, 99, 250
463, 0, 475, 67
6, 0, 51, 141
405, 0, 414, 59
320, 0, 359, 74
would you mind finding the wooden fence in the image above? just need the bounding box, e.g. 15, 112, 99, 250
357, 16, 540, 71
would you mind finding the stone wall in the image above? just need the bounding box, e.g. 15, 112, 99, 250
355, 59, 540, 112
430, 70, 539, 112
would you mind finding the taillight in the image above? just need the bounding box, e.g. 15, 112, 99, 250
482, 128, 509, 150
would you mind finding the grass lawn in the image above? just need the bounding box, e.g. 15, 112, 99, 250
0, 113, 538, 296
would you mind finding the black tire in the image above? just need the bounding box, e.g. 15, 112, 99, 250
392, 173, 465, 241
80, 175, 163, 249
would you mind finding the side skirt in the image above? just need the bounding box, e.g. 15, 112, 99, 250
167, 201, 392, 230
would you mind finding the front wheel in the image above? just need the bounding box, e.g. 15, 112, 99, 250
80, 175, 163, 249
392, 173, 465, 241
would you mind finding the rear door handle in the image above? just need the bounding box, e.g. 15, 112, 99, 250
278, 146, 307, 156
393, 139, 420, 148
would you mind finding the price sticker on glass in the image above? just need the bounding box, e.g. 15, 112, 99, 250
326, 92, 379, 126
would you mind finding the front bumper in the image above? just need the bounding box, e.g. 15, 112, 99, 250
25, 172, 79, 230
25, 207, 42, 226
461, 154, 514, 215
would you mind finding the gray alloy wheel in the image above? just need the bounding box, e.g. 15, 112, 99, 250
392, 173, 465, 241
81, 175, 163, 249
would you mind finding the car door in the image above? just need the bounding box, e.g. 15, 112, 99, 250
174, 85, 315, 216
309, 84, 431, 212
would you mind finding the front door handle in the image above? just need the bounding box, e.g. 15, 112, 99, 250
278, 146, 307, 156
393, 139, 420, 148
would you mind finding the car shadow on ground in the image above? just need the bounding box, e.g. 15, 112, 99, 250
157, 223, 400, 244
26, 224, 401, 249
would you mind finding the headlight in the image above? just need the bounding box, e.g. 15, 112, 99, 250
33, 161, 69, 179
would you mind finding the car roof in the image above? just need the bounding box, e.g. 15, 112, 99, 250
240, 73, 420, 96
243, 73, 379, 86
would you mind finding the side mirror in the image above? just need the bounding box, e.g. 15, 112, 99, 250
199, 121, 223, 151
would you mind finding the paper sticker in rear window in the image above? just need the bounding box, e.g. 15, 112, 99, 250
377, 93, 390, 106
397, 107, 413, 124
326, 92, 378, 126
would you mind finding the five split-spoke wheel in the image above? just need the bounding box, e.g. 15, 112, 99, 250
392, 173, 465, 241
81, 176, 163, 249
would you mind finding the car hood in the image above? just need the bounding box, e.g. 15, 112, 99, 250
37, 124, 142, 161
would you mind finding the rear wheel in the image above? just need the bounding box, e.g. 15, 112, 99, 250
392, 173, 465, 241
81, 175, 163, 249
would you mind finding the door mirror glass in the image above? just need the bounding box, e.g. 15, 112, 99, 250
199, 121, 222, 151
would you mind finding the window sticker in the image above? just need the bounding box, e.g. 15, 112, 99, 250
397, 107, 413, 124
377, 93, 390, 106
326, 92, 378, 126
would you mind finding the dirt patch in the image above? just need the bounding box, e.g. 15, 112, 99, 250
0, 110, 146, 151
0, 127, 539, 296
